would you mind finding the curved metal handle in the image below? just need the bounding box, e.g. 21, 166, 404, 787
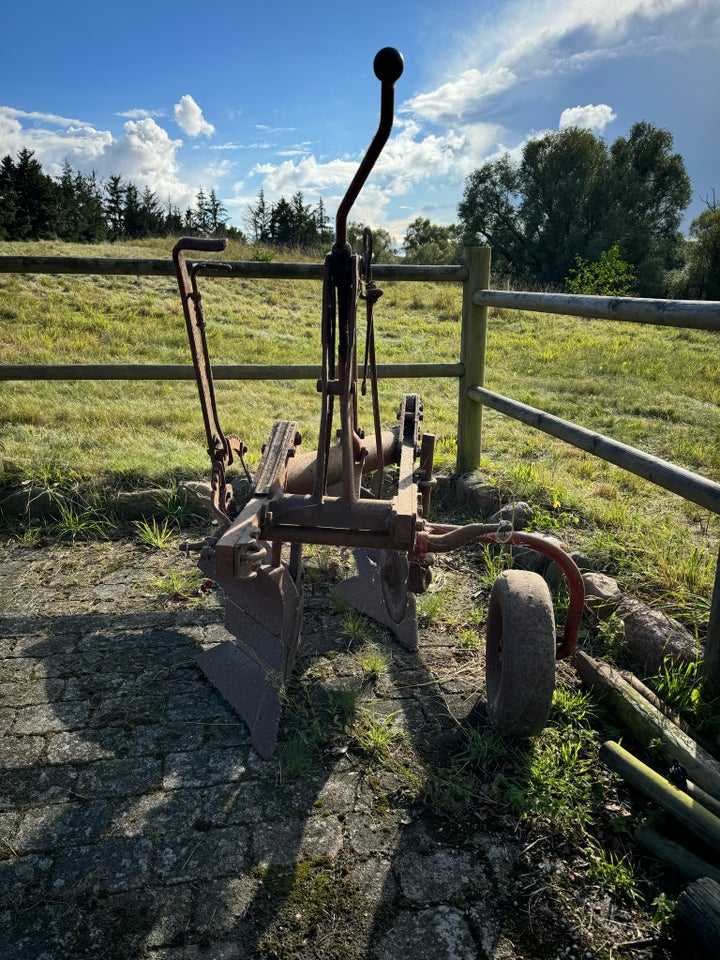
173, 236, 228, 255
335, 47, 404, 248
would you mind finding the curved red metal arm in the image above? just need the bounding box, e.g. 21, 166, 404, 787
415, 523, 585, 660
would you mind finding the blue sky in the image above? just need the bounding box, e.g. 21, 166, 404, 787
1, 0, 718, 243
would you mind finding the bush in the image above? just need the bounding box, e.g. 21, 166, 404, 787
566, 244, 636, 296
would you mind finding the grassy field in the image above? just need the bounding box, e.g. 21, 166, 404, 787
1, 236, 719, 628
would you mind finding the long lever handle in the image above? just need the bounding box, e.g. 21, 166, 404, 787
334, 47, 404, 248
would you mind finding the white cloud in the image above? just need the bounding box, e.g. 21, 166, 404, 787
405, 0, 700, 127
173, 95, 215, 137
403, 67, 516, 124
560, 104, 617, 132
117, 108, 164, 119
102, 118, 189, 202
238, 116, 504, 235
0, 106, 113, 170
0, 106, 197, 209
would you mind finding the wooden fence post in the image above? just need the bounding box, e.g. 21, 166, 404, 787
704, 547, 720, 695
456, 245, 491, 474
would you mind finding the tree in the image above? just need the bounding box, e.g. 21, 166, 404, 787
518, 127, 608, 283
104, 175, 126, 240
290, 191, 317, 248
164, 199, 184, 235
206, 188, 228, 236
123, 183, 144, 238
684, 193, 720, 300
315, 197, 331, 247
0, 149, 57, 240
605, 122, 691, 294
458, 123, 692, 293
71, 170, 106, 242
269, 196, 295, 246
457, 154, 526, 280
346, 222, 396, 263
245, 189, 271, 243
403, 217, 461, 264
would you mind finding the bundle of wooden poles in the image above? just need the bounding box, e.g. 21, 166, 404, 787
575, 650, 720, 955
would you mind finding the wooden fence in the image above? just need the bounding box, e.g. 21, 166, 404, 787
1, 246, 720, 688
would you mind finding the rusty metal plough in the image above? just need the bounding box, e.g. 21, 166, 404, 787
173, 48, 584, 758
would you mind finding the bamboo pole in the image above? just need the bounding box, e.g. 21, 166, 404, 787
600, 741, 720, 856
456, 245, 491, 474
677, 878, 720, 956
704, 545, 720, 696
575, 651, 720, 800
634, 825, 720, 883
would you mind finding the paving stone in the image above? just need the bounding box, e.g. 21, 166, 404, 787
110, 787, 205, 839
0, 734, 46, 769
105, 883, 195, 950
0, 658, 37, 682
15, 800, 115, 853
124, 721, 206, 757
154, 825, 249, 883
0, 764, 80, 811
0, 677, 65, 707
46, 729, 126, 765
13, 701, 89, 734
52, 836, 154, 894
0, 853, 54, 907
394, 846, 485, 903
347, 855, 397, 903
76, 755, 163, 798
162, 748, 248, 789
190, 874, 260, 937
374, 905, 477, 959
201, 781, 268, 827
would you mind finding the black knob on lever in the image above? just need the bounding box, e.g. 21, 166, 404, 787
373, 47, 404, 84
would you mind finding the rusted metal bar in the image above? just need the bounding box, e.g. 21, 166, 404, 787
334, 48, 404, 247
416, 522, 584, 659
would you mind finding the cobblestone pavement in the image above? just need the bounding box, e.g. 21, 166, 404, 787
0, 538, 637, 960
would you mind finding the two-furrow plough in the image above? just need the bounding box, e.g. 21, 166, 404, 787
173, 48, 584, 758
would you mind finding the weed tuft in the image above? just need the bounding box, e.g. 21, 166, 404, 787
133, 517, 176, 549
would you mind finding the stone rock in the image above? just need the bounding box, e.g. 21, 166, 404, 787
582, 571, 623, 617
511, 534, 565, 575
112, 488, 169, 519
545, 550, 594, 590
487, 501, 534, 530
616, 596, 700, 671
455, 474, 501, 518
180, 479, 214, 513
0, 486, 65, 520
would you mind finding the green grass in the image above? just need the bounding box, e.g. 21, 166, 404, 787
1, 237, 719, 627
133, 517, 176, 549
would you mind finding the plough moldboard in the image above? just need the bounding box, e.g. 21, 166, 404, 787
173, 48, 584, 758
